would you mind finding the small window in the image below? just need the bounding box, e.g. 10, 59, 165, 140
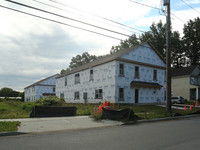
65, 76, 67, 86
90, 69, 93, 80
53, 87, 55, 92
95, 89, 103, 99
119, 64, 124, 76
74, 91, 80, 99
153, 69, 157, 81
119, 88, 124, 101
134, 66, 139, 79
75, 73, 80, 84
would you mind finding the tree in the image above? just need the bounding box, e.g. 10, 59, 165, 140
140, 20, 166, 58
110, 34, 139, 54
183, 17, 200, 65
61, 52, 97, 74
0, 87, 19, 97
171, 31, 187, 68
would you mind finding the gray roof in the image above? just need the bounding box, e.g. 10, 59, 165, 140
24, 74, 60, 89
172, 66, 198, 77
58, 42, 165, 79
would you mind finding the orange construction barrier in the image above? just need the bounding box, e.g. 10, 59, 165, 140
103, 101, 111, 109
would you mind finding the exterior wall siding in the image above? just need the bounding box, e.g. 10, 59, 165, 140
56, 61, 116, 103
24, 75, 58, 102
56, 44, 166, 104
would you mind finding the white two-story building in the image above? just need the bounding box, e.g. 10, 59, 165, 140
56, 42, 166, 104
24, 74, 59, 102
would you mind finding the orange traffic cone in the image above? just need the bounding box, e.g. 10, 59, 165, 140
190, 105, 192, 110
184, 105, 187, 110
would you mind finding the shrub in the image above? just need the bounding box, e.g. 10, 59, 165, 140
36, 96, 65, 106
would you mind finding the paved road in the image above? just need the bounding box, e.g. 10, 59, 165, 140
1, 117, 200, 150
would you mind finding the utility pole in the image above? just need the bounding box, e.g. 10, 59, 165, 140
163, 0, 171, 112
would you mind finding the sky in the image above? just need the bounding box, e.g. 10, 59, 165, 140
0, 0, 200, 92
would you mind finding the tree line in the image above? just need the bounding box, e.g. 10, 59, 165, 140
0, 87, 24, 99
61, 17, 200, 74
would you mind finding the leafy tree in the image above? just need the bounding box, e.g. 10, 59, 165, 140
0, 87, 21, 97
140, 20, 166, 58
110, 34, 139, 54
183, 17, 200, 65
61, 52, 97, 74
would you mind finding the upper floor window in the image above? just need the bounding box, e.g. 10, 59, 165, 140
74, 91, 80, 100
65, 76, 67, 86
134, 66, 139, 79
90, 69, 93, 80
95, 89, 103, 99
75, 73, 80, 84
119, 64, 124, 76
119, 88, 124, 101
153, 69, 157, 81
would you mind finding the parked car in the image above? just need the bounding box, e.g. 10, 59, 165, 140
171, 96, 186, 104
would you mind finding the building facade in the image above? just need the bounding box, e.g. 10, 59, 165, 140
172, 65, 200, 101
56, 43, 166, 104
24, 74, 59, 102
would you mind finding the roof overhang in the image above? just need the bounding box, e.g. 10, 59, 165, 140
130, 81, 163, 89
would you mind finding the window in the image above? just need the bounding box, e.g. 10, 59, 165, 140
153, 69, 157, 81
90, 69, 93, 80
119, 88, 124, 101
65, 76, 67, 86
74, 91, 80, 99
134, 66, 139, 79
95, 89, 103, 99
119, 64, 124, 76
53, 87, 55, 92
75, 73, 80, 84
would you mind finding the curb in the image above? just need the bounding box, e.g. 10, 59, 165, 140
0, 131, 27, 137
123, 114, 200, 125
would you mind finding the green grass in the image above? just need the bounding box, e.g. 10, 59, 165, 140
0, 100, 200, 120
0, 100, 38, 119
0, 121, 20, 132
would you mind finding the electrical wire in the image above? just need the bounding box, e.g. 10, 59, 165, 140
49, 0, 145, 33
129, 0, 186, 23
5, 0, 131, 38
33, 0, 140, 34
180, 0, 200, 15
0, 5, 123, 41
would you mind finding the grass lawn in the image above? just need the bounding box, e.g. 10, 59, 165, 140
0, 121, 20, 132
0, 100, 200, 120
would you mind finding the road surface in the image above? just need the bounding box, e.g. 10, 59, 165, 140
0, 117, 200, 150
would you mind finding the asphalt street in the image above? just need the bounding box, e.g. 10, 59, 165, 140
0, 117, 200, 150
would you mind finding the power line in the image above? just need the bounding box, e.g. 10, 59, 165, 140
180, 0, 200, 15
33, 0, 140, 34
49, 0, 145, 33
0, 5, 123, 41
5, 0, 131, 38
129, 0, 186, 23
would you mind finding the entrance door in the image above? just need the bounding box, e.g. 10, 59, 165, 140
83, 92, 88, 103
135, 89, 139, 103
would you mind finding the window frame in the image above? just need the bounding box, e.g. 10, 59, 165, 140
74, 73, 80, 84
119, 63, 124, 76
90, 69, 94, 81
153, 69, 157, 81
119, 88, 124, 101
95, 89, 103, 99
74, 91, 80, 100
134, 66, 140, 79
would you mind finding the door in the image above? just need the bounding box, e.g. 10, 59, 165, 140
83, 92, 88, 103
135, 89, 139, 103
